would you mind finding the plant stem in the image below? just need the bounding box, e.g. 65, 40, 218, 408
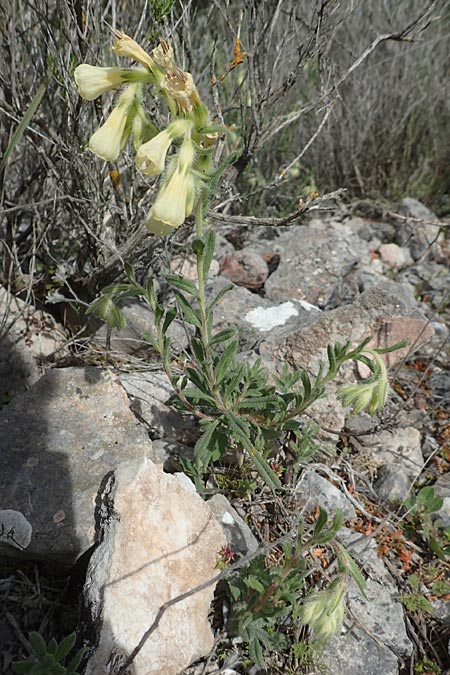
194, 198, 222, 399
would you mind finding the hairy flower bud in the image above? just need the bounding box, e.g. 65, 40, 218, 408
337, 349, 390, 415
301, 578, 346, 642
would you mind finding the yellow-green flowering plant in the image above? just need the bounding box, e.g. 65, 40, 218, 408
76, 29, 409, 669
77, 29, 407, 491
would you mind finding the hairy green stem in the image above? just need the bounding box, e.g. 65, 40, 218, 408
194, 199, 225, 406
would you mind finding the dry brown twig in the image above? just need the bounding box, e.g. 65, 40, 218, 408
210, 187, 347, 227
386, 210, 450, 229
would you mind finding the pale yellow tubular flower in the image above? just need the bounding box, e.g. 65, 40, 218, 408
146, 169, 195, 236
74, 65, 125, 100
74, 64, 150, 100
89, 85, 137, 162
177, 137, 195, 172
152, 39, 174, 69
184, 172, 196, 217
112, 30, 162, 82
135, 119, 192, 175
136, 131, 173, 176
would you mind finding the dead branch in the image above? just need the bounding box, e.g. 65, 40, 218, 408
210, 188, 346, 228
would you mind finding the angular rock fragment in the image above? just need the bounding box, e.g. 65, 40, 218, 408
84, 458, 225, 675
219, 250, 269, 290
208, 493, 259, 555
295, 470, 357, 522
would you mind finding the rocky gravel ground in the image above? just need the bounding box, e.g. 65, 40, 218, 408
0, 198, 449, 675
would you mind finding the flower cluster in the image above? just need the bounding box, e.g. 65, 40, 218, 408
300, 577, 346, 641
74, 31, 215, 235
337, 348, 389, 415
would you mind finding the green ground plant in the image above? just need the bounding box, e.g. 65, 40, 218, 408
12, 632, 85, 675
70, 29, 407, 669
2, 2, 448, 673
403, 487, 450, 560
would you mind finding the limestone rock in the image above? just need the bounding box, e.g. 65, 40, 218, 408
356, 315, 434, 378
295, 471, 357, 521
322, 628, 399, 675
84, 458, 226, 675
333, 529, 413, 659
207, 493, 259, 555
260, 281, 431, 378
359, 427, 423, 479
430, 473, 450, 528
430, 598, 450, 625
261, 222, 371, 308
151, 438, 195, 472
119, 370, 197, 445
396, 198, 442, 260
375, 464, 414, 502
206, 276, 321, 351
0, 287, 67, 403
0, 367, 151, 565
347, 575, 412, 657
0, 510, 32, 551
170, 254, 219, 280
379, 243, 413, 270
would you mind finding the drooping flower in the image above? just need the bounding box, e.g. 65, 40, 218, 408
146, 168, 195, 235
135, 119, 193, 176
74, 64, 150, 100
88, 85, 138, 162
337, 349, 389, 415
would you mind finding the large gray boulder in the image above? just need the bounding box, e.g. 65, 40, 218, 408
259, 280, 432, 377
0, 367, 152, 565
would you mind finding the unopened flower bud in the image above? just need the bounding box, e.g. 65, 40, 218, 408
301, 578, 346, 642
337, 349, 390, 415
